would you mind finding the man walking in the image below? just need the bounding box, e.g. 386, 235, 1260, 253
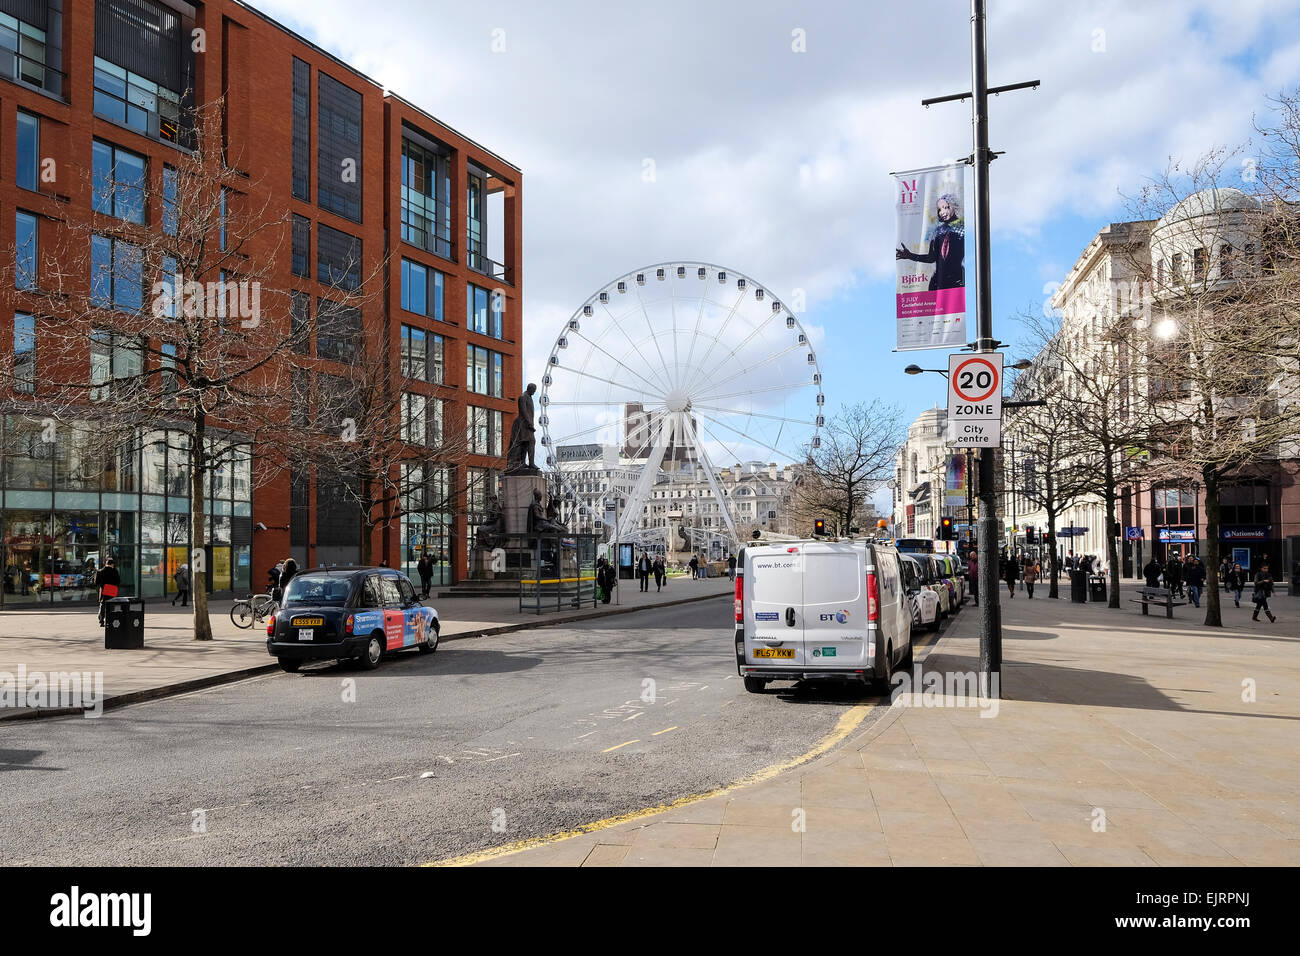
637, 551, 651, 592
1004, 551, 1020, 599
1143, 557, 1163, 589
727, 554, 736, 581
653, 556, 665, 592
1185, 555, 1206, 609
172, 562, 190, 607
1163, 556, 1183, 598
688, 554, 698, 581
967, 551, 978, 606
417, 553, 433, 599
94, 557, 121, 626
1023, 558, 1039, 599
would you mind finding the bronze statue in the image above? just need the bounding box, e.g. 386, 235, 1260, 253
506, 384, 539, 474
474, 494, 505, 550
527, 488, 564, 533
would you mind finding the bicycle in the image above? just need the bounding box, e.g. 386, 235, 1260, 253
230, 592, 279, 629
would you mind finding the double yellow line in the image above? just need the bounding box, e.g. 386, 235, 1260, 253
427, 703, 872, 867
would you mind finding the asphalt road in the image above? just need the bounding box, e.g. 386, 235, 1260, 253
0, 595, 885, 866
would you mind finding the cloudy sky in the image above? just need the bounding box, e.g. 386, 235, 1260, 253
260, 0, 1300, 504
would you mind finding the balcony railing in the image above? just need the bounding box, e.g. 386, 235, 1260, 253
466, 241, 512, 284
2, 48, 65, 98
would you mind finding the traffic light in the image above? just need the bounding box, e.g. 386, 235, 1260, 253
1025, 526, 1037, 543
813, 519, 827, 536
940, 517, 954, 540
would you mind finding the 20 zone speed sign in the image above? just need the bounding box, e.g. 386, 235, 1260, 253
947, 352, 1003, 447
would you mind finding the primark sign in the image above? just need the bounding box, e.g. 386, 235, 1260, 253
555, 444, 602, 462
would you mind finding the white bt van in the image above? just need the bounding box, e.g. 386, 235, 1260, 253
734, 538, 912, 694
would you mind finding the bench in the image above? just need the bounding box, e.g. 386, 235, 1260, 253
1129, 586, 1185, 619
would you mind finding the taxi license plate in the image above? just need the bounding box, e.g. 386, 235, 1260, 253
298, 628, 313, 641
753, 647, 794, 659
292, 618, 324, 626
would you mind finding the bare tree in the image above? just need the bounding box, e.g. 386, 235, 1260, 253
793, 400, 905, 535
0, 99, 380, 639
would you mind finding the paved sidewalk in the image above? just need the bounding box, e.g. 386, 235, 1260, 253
469, 582, 1300, 866
0, 575, 732, 718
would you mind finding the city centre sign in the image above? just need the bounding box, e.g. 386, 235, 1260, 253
947, 352, 1003, 447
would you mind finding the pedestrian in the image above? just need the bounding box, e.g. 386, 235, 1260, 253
1251, 564, 1276, 623
1185, 556, 1205, 609
172, 562, 190, 607
1163, 557, 1183, 598
277, 557, 298, 601
697, 554, 707, 579
1226, 562, 1245, 608
1022, 558, 1039, 599
637, 551, 650, 592
653, 556, 665, 592
967, 551, 978, 606
727, 554, 736, 581
417, 554, 433, 598
688, 554, 698, 581
94, 557, 121, 626
1219, 558, 1231, 591
1064, 550, 1076, 571
1004, 551, 1020, 599
1143, 557, 1163, 589
597, 557, 615, 604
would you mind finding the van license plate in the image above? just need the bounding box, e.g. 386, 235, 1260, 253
753, 648, 794, 659
298, 628, 313, 641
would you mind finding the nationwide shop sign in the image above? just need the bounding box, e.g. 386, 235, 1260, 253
1220, 526, 1270, 541
1158, 527, 1196, 543
894, 164, 967, 350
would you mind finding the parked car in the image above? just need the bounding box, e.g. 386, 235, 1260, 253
920, 554, 953, 617
901, 554, 940, 632
936, 553, 964, 607
734, 538, 912, 693
266, 567, 439, 672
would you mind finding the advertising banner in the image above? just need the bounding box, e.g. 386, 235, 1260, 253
895, 163, 967, 350
944, 454, 967, 507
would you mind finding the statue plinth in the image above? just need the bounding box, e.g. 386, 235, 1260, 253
502, 474, 548, 536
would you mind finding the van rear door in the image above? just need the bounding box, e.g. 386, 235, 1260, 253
802, 542, 869, 668
746, 545, 805, 666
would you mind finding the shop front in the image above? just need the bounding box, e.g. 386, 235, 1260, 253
1219, 526, 1277, 575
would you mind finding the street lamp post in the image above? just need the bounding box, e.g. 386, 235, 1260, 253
1192, 480, 1201, 557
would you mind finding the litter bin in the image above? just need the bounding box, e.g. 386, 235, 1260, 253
1088, 574, 1107, 601
104, 597, 145, 649
1070, 568, 1088, 603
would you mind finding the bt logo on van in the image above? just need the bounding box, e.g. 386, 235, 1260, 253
819, 609, 850, 623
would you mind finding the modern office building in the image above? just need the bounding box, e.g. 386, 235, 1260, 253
0, 0, 522, 604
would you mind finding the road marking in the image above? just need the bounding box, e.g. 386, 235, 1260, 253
652, 726, 677, 736
602, 739, 639, 753
430, 702, 874, 868
575, 731, 597, 740
623, 711, 643, 721
484, 752, 522, 763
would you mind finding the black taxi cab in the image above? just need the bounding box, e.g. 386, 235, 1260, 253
266, 567, 440, 672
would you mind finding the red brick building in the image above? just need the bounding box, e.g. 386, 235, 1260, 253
0, 0, 521, 604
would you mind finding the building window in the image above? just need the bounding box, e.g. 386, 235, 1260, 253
402, 392, 443, 447
317, 72, 362, 222
467, 284, 503, 338
401, 137, 452, 258
1219, 482, 1269, 526
1151, 486, 1194, 527
92, 140, 147, 224
466, 171, 483, 270
160, 342, 177, 395
316, 299, 361, 363
401, 325, 444, 384
1192, 246, 1206, 280
467, 405, 502, 456
1170, 252, 1183, 281
1218, 244, 1233, 280
466, 345, 503, 397
89, 331, 143, 401
291, 57, 310, 201
159, 255, 178, 318
91, 235, 143, 311
16, 110, 39, 191
92, 57, 182, 141
14, 312, 35, 393
317, 223, 361, 290
400, 258, 445, 319
290, 292, 309, 355
162, 165, 178, 235
219, 187, 228, 251
15, 210, 37, 290
0, 11, 49, 89
292, 214, 310, 278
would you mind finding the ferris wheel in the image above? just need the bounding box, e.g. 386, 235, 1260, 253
538, 261, 825, 545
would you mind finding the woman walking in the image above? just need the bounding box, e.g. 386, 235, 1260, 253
1251, 564, 1276, 623
1022, 558, 1039, 599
